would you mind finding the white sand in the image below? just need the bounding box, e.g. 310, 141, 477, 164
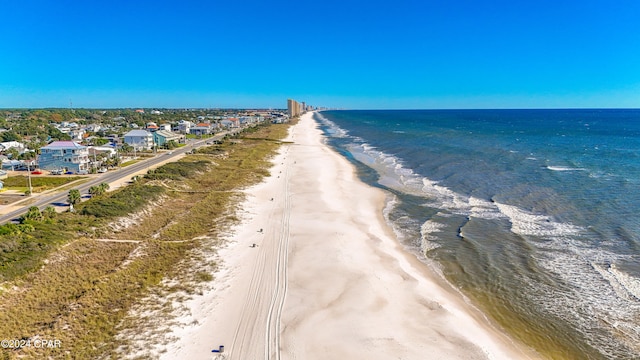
159, 112, 539, 360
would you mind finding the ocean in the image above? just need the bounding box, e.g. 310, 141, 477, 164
315, 109, 640, 360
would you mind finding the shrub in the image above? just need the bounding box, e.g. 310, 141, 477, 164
80, 185, 165, 218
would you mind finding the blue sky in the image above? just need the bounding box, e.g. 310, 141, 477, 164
1, 0, 639, 109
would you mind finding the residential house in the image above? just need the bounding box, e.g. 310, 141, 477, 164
86, 124, 102, 132
0, 141, 25, 152
106, 134, 121, 145
123, 130, 154, 151
88, 146, 117, 168
190, 123, 213, 136
39, 141, 90, 173
146, 122, 159, 132
88, 146, 117, 159
1, 159, 22, 170
153, 130, 184, 147
176, 120, 193, 134
68, 128, 86, 141
220, 119, 239, 129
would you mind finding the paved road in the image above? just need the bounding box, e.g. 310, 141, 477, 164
0, 130, 238, 225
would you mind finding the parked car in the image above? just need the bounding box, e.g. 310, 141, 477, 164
97, 168, 108, 173
77, 170, 89, 175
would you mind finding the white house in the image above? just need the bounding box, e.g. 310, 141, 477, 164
123, 130, 154, 150
0, 141, 25, 152
177, 120, 194, 134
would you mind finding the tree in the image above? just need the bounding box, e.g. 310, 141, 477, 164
68, 189, 81, 206
89, 183, 109, 197
43, 206, 56, 219
93, 138, 109, 146
120, 143, 133, 154
99, 182, 110, 192
88, 186, 100, 197
22, 206, 42, 222
166, 140, 178, 149
0, 130, 21, 142
5, 147, 19, 160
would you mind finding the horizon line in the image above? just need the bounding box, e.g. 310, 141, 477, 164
2, 107, 639, 111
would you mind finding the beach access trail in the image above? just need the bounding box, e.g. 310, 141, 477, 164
160, 112, 538, 359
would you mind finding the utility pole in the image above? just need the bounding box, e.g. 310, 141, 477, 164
27, 162, 32, 196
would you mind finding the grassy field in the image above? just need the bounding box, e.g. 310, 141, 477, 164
1, 176, 85, 192
0, 120, 293, 359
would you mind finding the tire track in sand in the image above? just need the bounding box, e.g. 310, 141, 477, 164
265, 151, 291, 360
228, 150, 291, 359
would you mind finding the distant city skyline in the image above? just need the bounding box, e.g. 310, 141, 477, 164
1, 1, 639, 109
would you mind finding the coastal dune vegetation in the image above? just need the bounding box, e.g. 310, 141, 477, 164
0, 121, 292, 359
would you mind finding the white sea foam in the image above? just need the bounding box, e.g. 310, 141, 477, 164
495, 203, 583, 237
592, 263, 637, 301
532, 235, 640, 357
316, 113, 350, 138
420, 218, 446, 252
547, 165, 587, 171
349, 133, 588, 241
610, 264, 640, 301
469, 197, 506, 220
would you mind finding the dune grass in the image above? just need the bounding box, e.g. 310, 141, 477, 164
0, 121, 292, 359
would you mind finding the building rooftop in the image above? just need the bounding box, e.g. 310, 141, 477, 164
124, 130, 152, 137
42, 141, 86, 149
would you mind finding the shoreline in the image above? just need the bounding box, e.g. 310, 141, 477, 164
158, 112, 539, 359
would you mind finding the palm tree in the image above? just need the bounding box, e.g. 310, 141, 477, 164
22, 206, 42, 222
43, 206, 56, 219
89, 183, 110, 197
120, 143, 133, 155
99, 182, 110, 193
88, 185, 100, 197
68, 189, 81, 206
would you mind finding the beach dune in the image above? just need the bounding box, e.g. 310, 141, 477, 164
160, 112, 537, 359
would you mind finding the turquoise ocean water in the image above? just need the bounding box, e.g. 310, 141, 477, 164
316, 109, 640, 359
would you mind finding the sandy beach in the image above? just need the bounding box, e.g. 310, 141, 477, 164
159, 112, 538, 360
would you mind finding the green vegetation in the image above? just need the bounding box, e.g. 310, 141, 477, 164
0, 121, 292, 358
67, 189, 81, 206
80, 184, 164, 218
120, 159, 141, 167
88, 183, 110, 197
144, 160, 210, 181
1, 176, 84, 192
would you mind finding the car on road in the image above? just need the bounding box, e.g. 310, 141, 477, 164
98, 168, 108, 173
